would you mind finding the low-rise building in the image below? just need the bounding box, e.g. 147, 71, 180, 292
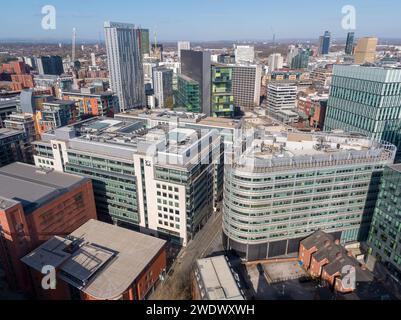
299, 231, 372, 293
62, 89, 119, 117
21, 219, 166, 300
0, 162, 97, 292
193, 256, 244, 300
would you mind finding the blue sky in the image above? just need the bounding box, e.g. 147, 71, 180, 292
1, 0, 400, 41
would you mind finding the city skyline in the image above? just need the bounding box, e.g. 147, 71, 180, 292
1, 0, 401, 42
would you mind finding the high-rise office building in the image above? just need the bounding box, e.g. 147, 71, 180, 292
32, 117, 222, 247
152, 67, 174, 108
324, 65, 401, 161
175, 74, 201, 113
223, 131, 396, 261
231, 64, 262, 108
104, 21, 145, 112
178, 41, 191, 59
345, 32, 355, 55
318, 31, 331, 55
234, 45, 255, 63
211, 64, 235, 118
180, 50, 211, 116
267, 53, 284, 72
266, 83, 297, 112
368, 164, 401, 279
354, 37, 378, 65
37, 56, 64, 76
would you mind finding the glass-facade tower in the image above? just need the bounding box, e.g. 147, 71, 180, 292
324, 65, 401, 162
368, 164, 401, 279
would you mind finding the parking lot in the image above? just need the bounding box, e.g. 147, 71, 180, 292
264, 261, 308, 283
243, 262, 335, 300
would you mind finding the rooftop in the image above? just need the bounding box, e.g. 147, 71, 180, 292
0, 162, 88, 213
196, 256, 244, 300
21, 219, 166, 300
115, 109, 242, 129
42, 117, 220, 168
0, 127, 24, 139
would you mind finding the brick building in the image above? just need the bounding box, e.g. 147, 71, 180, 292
297, 94, 328, 130
0, 162, 97, 293
22, 219, 167, 300
299, 231, 372, 293
0, 61, 34, 91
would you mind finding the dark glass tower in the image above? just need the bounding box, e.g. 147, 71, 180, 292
345, 32, 355, 55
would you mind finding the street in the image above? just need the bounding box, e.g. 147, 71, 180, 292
150, 209, 223, 300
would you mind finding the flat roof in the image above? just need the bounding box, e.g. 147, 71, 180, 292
0, 162, 88, 213
196, 256, 243, 300
22, 219, 166, 300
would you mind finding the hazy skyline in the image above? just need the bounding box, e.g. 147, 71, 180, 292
1, 0, 401, 42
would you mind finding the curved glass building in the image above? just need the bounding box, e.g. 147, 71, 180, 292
223, 131, 396, 261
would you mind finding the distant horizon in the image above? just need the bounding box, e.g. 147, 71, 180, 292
1, 37, 401, 47
1, 0, 400, 42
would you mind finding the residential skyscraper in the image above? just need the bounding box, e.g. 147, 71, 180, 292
223, 130, 396, 261
104, 21, 145, 112
267, 53, 284, 72
152, 67, 174, 108
324, 65, 401, 161
180, 50, 211, 115
177, 41, 191, 59
318, 31, 331, 55
354, 37, 378, 65
345, 32, 355, 55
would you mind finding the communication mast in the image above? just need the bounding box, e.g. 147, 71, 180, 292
72, 27, 77, 66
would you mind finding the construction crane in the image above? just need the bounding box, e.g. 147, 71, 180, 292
153, 29, 161, 61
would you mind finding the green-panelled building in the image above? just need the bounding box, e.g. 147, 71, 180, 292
174, 74, 201, 113
211, 64, 236, 118
368, 164, 401, 279
324, 65, 401, 162
139, 29, 150, 56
